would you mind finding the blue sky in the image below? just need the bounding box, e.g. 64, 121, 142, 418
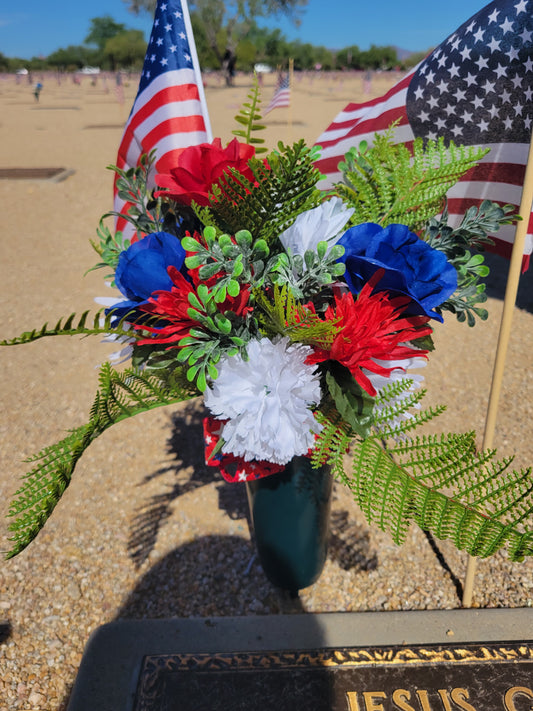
1, 0, 491, 60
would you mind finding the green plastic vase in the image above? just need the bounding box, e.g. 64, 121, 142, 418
246, 456, 333, 594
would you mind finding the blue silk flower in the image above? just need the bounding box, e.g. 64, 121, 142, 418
337, 223, 458, 322
109, 231, 186, 319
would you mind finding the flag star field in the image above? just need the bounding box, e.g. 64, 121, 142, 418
407, 0, 533, 145
137, 1, 192, 95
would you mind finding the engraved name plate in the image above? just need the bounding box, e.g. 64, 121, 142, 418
133, 642, 533, 711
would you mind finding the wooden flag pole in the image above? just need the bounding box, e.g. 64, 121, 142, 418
462, 130, 533, 608
288, 58, 294, 144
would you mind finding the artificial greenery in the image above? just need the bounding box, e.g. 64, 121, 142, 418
87, 218, 131, 283
313, 382, 533, 562
424, 201, 517, 325
255, 284, 339, 349
2, 105, 531, 563
5, 362, 196, 558
183, 226, 274, 295
0, 310, 134, 347
104, 149, 194, 242
231, 76, 268, 155
335, 129, 489, 232
194, 140, 323, 243
271, 240, 347, 300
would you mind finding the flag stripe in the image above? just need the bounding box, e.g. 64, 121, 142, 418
113, 1, 211, 239
265, 73, 291, 114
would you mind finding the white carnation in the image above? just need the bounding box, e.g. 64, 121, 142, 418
204, 337, 322, 464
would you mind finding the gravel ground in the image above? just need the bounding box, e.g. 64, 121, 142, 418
0, 72, 532, 711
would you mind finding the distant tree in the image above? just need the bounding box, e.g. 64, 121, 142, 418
335, 45, 361, 70
47, 45, 100, 70
237, 24, 289, 68
289, 41, 315, 70
360, 44, 397, 70
235, 38, 257, 71
103, 30, 147, 69
0, 51, 9, 71
123, 0, 308, 67
312, 45, 335, 71
85, 15, 127, 51
124, 0, 157, 10
190, 14, 220, 69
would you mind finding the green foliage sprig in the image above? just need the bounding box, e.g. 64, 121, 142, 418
255, 284, 339, 348
425, 201, 518, 325
194, 140, 324, 244
336, 130, 488, 231
183, 226, 273, 294
175, 283, 251, 391
271, 240, 346, 299
103, 150, 183, 240
232, 75, 268, 154
0, 310, 134, 347
5, 362, 196, 559
87, 218, 131, 283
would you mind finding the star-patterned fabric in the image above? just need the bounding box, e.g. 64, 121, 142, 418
407, 0, 532, 145
315, 0, 533, 268
203, 417, 285, 483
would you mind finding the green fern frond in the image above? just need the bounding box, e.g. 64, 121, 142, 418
232, 74, 268, 154
0, 310, 135, 346
372, 389, 427, 429
5, 362, 196, 558
312, 407, 356, 468
255, 284, 339, 347
336, 131, 488, 231
336, 432, 533, 561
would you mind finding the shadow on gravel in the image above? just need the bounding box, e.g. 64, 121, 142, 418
127, 399, 236, 568
482, 251, 533, 313
119, 535, 305, 619
328, 510, 378, 573
0, 620, 11, 644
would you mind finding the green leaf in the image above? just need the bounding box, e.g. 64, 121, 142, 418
227, 279, 240, 297
325, 365, 374, 439
214, 314, 232, 334
213, 286, 227, 303
182, 236, 201, 252
197, 369, 207, 392
199, 262, 223, 280
207, 361, 219, 380
186, 364, 199, 381
185, 255, 203, 269
316, 241, 328, 260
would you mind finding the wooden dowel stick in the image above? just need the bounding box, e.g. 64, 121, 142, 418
462, 130, 533, 607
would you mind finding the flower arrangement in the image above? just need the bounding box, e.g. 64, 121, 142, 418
2, 84, 532, 563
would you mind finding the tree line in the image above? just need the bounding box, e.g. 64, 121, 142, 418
0, 2, 428, 74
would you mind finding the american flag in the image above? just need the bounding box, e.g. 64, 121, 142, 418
315, 0, 533, 268
264, 73, 291, 114
114, 0, 212, 233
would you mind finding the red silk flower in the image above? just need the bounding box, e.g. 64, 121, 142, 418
137, 265, 252, 348
154, 137, 256, 207
307, 273, 433, 396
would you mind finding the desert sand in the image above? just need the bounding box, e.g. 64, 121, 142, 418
0, 70, 532, 709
